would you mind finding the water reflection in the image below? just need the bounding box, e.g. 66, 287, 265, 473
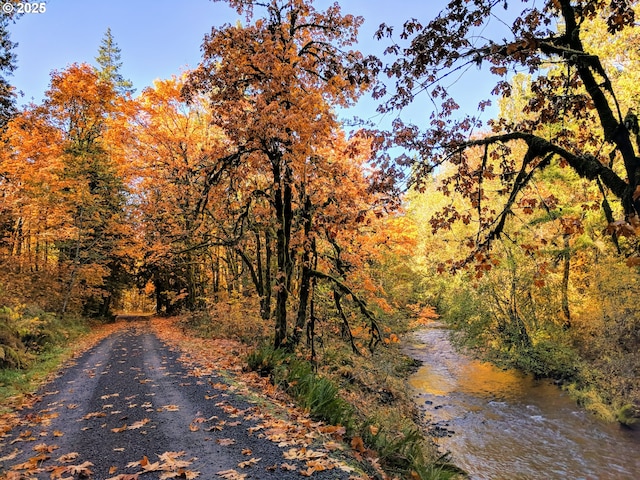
406, 323, 640, 480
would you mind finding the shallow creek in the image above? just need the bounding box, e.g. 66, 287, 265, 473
404, 323, 640, 479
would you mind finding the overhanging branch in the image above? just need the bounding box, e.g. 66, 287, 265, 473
310, 269, 382, 351
445, 132, 628, 198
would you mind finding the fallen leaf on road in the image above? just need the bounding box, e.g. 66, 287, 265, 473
127, 456, 147, 468
283, 447, 327, 461
157, 450, 191, 469
216, 438, 235, 446
56, 452, 79, 463
10, 453, 49, 471
305, 458, 335, 472
141, 460, 161, 472
33, 443, 58, 453
323, 440, 344, 451
82, 411, 106, 420
161, 404, 180, 412
66, 460, 94, 476
247, 425, 263, 434
48, 464, 71, 479
216, 469, 246, 479
351, 436, 366, 453
237, 457, 261, 468
128, 418, 150, 429
0, 448, 20, 462
319, 425, 346, 437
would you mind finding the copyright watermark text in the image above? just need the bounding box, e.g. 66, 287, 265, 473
2, 2, 46, 14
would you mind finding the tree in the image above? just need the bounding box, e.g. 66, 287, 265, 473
95, 27, 134, 96
0, 1, 20, 128
1, 64, 133, 316
376, 0, 640, 270
184, 0, 381, 349
129, 76, 229, 314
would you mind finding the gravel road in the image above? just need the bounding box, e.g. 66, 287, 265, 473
0, 321, 357, 479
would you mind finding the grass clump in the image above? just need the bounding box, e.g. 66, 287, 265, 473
616, 404, 640, 426
246, 343, 289, 377
0, 305, 86, 368
248, 344, 355, 431
279, 357, 355, 431
362, 420, 463, 479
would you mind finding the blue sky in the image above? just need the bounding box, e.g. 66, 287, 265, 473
6, 0, 497, 125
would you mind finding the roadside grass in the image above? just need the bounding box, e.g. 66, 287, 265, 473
247, 345, 463, 479
248, 345, 356, 431
0, 345, 67, 407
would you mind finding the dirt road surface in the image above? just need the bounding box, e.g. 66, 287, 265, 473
0, 321, 359, 479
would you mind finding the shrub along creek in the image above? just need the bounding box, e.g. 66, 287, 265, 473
405, 322, 640, 479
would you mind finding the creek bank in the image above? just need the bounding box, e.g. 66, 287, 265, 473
405, 323, 640, 479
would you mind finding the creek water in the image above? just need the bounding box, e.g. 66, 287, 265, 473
404, 323, 640, 480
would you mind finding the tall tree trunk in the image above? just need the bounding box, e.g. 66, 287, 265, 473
290, 195, 313, 348
561, 234, 571, 329
272, 154, 293, 349
263, 229, 272, 321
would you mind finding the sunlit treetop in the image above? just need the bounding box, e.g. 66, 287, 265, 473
95, 27, 135, 97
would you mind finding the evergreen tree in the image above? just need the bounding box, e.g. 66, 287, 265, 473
0, 7, 19, 128
94, 27, 134, 96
